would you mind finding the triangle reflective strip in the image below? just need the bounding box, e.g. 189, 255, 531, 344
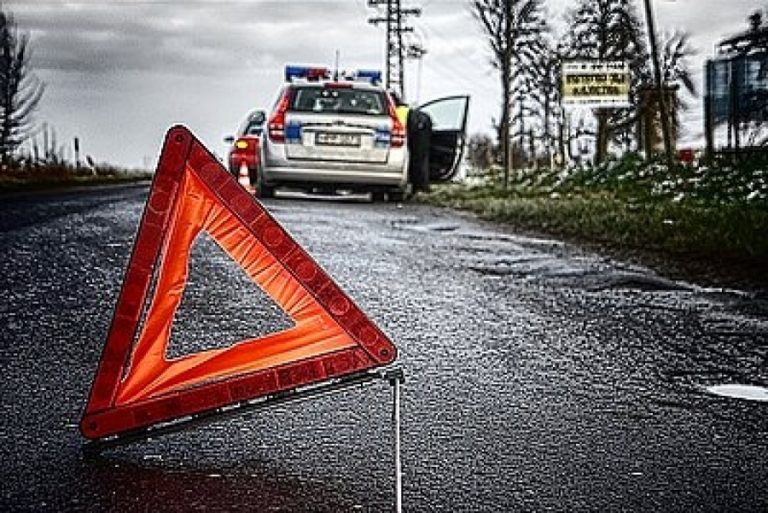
80, 126, 396, 440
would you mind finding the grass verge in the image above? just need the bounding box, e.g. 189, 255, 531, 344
424, 186, 768, 259
0, 162, 152, 194
421, 156, 768, 289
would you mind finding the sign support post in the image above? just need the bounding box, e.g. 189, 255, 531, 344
386, 368, 405, 513
643, 0, 675, 166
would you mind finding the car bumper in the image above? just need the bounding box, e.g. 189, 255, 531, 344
263, 166, 406, 186
262, 145, 408, 188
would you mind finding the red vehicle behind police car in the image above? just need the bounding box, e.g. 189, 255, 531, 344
224, 110, 266, 183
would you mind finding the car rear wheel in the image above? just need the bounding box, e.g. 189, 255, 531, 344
258, 183, 275, 199
254, 165, 275, 199
387, 190, 405, 202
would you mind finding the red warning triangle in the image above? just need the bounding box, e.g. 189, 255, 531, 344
80, 126, 397, 440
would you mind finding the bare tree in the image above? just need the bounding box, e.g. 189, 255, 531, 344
472, 0, 547, 187
510, 0, 547, 169
513, 32, 562, 170
0, 8, 44, 164
537, 49, 564, 168
659, 31, 697, 137
660, 32, 697, 97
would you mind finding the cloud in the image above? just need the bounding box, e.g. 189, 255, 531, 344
16, 1, 381, 76
7, 0, 767, 165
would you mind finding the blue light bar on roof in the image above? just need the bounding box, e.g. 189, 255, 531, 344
285, 65, 331, 82
355, 69, 383, 85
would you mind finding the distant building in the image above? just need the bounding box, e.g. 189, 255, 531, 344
705, 11, 768, 156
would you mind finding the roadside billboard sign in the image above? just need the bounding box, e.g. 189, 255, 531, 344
562, 61, 631, 108
706, 53, 768, 125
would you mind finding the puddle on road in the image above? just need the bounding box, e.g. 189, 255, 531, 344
469, 255, 590, 279
393, 218, 686, 289
459, 230, 565, 248
391, 217, 564, 247
391, 220, 460, 233
427, 223, 460, 232
581, 272, 689, 292
467, 251, 687, 292
391, 216, 757, 299
706, 384, 768, 402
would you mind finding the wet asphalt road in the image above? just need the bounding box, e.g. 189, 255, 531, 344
1, 183, 767, 512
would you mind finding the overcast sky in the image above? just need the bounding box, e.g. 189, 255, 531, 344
9, 0, 764, 168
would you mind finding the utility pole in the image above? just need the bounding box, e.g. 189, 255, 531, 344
503, 0, 512, 188
406, 43, 427, 103
368, 0, 421, 100
643, 0, 675, 167
73, 137, 80, 168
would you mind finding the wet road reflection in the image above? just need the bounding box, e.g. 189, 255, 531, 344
1, 185, 766, 512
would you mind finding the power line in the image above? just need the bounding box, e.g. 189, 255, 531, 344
367, 0, 422, 100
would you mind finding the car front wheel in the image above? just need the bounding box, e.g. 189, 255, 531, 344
258, 184, 275, 199
253, 164, 275, 199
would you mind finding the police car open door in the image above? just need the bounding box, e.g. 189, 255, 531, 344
416, 95, 470, 183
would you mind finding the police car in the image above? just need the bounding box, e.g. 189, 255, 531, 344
258, 65, 469, 200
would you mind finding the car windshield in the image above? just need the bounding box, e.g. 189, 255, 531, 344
290, 87, 387, 115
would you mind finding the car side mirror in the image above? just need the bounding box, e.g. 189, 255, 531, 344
251, 111, 266, 124
223, 135, 235, 144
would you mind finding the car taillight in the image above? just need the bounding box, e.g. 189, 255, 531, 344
387, 99, 405, 148
268, 89, 292, 143
235, 139, 249, 150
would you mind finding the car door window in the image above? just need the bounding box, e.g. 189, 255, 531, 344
414, 95, 470, 183
417, 96, 469, 131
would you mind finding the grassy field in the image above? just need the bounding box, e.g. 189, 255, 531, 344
422, 154, 768, 288
0, 161, 152, 193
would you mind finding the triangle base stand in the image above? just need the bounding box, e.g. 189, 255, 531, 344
83, 366, 405, 512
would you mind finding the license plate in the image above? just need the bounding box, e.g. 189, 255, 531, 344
316, 132, 360, 147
